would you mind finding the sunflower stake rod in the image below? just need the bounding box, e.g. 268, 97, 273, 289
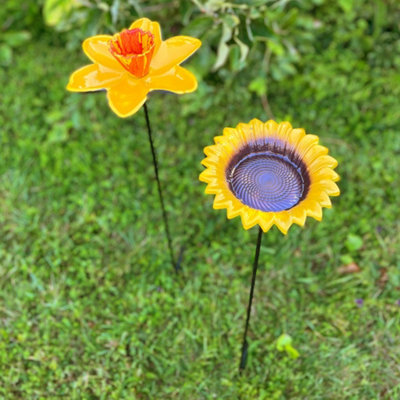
200, 119, 340, 368
143, 103, 179, 273
239, 226, 263, 372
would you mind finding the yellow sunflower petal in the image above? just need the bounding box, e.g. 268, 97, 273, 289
199, 168, 215, 182
235, 123, 253, 141
205, 184, 221, 194
150, 36, 201, 74
274, 213, 293, 235
222, 127, 238, 137
240, 208, 260, 230
106, 79, 148, 118
204, 175, 223, 193
297, 134, 319, 157
259, 213, 275, 232
226, 203, 242, 219
288, 128, 306, 148
277, 121, 293, 141
288, 205, 307, 226
204, 186, 216, 195
213, 193, 231, 209
264, 120, 279, 134
303, 145, 329, 165
311, 167, 340, 183
214, 135, 228, 146
148, 66, 197, 94
309, 155, 339, 171
305, 201, 323, 221
82, 35, 125, 71
67, 64, 122, 92
204, 144, 219, 157
318, 191, 332, 208
312, 180, 340, 196
202, 157, 219, 168
250, 118, 267, 140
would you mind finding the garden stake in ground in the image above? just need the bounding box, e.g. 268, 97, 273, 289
199, 119, 340, 371
67, 18, 201, 272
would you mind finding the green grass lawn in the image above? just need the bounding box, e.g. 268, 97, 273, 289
0, 38, 399, 399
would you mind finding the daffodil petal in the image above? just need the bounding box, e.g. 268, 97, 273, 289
106, 79, 148, 118
82, 35, 125, 71
150, 36, 201, 73
67, 64, 122, 92
148, 66, 197, 94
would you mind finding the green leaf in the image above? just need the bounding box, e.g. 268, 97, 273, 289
221, 14, 240, 29
340, 254, 354, 265
276, 334, 300, 359
250, 20, 274, 41
234, 36, 249, 63
373, 0, 387, 38
285, 345, 300, 359
229, 45, 243, 71
213, 23, 232, 70
182, 16, 214, 37
213, 41, 230, 71
110, 0, 120, 25
268, 40, 285, 56
221, 22, 233, 43
276, 333, 293, 351
345, 233, 363, 252
43, 0, 77, 27
248, 76, 267, 96
186, 45, 215, 78
1, 31, 31, 47
0, 44, 12, 66
338, 0, 354, 14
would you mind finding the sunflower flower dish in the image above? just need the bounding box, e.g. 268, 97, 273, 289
200, 119, 340, 234
199, 119, 340, 371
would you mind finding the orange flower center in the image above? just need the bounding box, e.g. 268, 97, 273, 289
109, 28, 155, 78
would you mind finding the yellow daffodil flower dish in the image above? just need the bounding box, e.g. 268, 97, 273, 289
199, 119, 340, 234
67, 18, 201, 118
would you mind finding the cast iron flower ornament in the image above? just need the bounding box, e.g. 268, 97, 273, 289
67, 18, 201, 272
200, 119, 340, 371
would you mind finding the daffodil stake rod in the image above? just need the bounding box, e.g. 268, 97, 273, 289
200, 119, 340, 370
143, 102, 176, 271
67, 18, 201, 273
